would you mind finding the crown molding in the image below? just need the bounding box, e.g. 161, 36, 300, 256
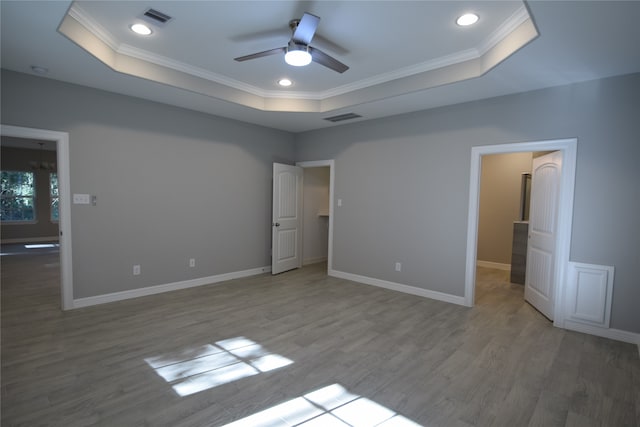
116, 44, 271, 97
68, 4, 119, 51
60, 2, 537, 112
478, 5, 531, 56
323, 5, 531, 99
320, 48, 480, 99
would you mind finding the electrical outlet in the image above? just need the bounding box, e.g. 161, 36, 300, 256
133, 264, 141, 275
395, 262, 402, 272
189, 258, 195, 268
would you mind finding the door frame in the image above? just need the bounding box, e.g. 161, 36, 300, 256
464, 138, 577, 327
296, 160, 335, 271
1, 124, 74, 310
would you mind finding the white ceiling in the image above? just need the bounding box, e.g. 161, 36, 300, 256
2, 1, 640, 133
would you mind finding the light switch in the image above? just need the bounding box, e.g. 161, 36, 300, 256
337, 199, 342, 207
73, 193, 91, 204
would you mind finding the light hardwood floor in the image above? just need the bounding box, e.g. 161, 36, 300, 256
2, 247, 639, 426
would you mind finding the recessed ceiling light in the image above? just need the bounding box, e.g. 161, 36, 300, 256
278, 79, 293, 87
130, 23, 152, 35
456, 13, 479, 27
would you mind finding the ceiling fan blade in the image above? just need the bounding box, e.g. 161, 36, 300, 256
234, 47, 285, 62
292, 12, 320, 45
309, 46, 349, 73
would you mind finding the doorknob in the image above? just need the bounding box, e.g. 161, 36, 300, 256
273, 222, 280, 227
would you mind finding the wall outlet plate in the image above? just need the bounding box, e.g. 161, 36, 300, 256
73, 193, 91, 204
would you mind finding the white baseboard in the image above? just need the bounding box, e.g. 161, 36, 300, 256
476, 260, 511, 271
328, 269, 466, 306
563, 319, 640, 351
1, 236, 59, 244
73, 265, 271, 309
303, 256, 327, 266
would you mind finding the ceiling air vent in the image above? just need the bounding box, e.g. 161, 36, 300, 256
323, 113, 362, 123
142, 8, 173, 25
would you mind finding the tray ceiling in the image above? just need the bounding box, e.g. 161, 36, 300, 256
2, 1, 640, 132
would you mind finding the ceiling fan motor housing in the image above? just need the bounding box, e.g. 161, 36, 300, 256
289, 19, 301, 31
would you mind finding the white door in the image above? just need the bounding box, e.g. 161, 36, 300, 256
272, 163, 303, 275
524, 151, 562, 320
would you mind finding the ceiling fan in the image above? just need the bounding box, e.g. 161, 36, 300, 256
234, 12, 349, 74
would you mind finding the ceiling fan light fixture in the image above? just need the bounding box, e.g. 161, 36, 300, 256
285, 43, 312, 67
234, 12, 348, 73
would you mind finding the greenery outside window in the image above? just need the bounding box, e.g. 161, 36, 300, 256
50, 172, 59, 222
1, 171, 36, 222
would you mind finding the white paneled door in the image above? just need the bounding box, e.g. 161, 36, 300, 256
272, 163, 303, 275
524, 151, 562, 320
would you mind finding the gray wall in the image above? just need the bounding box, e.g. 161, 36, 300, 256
478, 152, 532, 265
1, 70, 295, 298
3, 69, 639, 334
302, 167, 329, 264
1, 143, 60, 241
295, 73, 640, 334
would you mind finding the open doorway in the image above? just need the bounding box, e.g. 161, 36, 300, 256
474, 151, 558, 317
464, 139, 576, 328
474, 152, 533, 312
0, 125, 73, 310
301, 166, 330, 266
297, 160, 335, 272
476, 152, 534, 273
1, 137, 59, 242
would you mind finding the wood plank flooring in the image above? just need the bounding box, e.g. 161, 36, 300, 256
2, 247, 639, 426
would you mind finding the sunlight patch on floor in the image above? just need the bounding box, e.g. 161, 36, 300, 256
144, 337, 293, 397
222, 383, 423, 427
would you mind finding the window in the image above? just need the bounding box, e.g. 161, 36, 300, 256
50, 172, 59, 222
1, 171, 36, 222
